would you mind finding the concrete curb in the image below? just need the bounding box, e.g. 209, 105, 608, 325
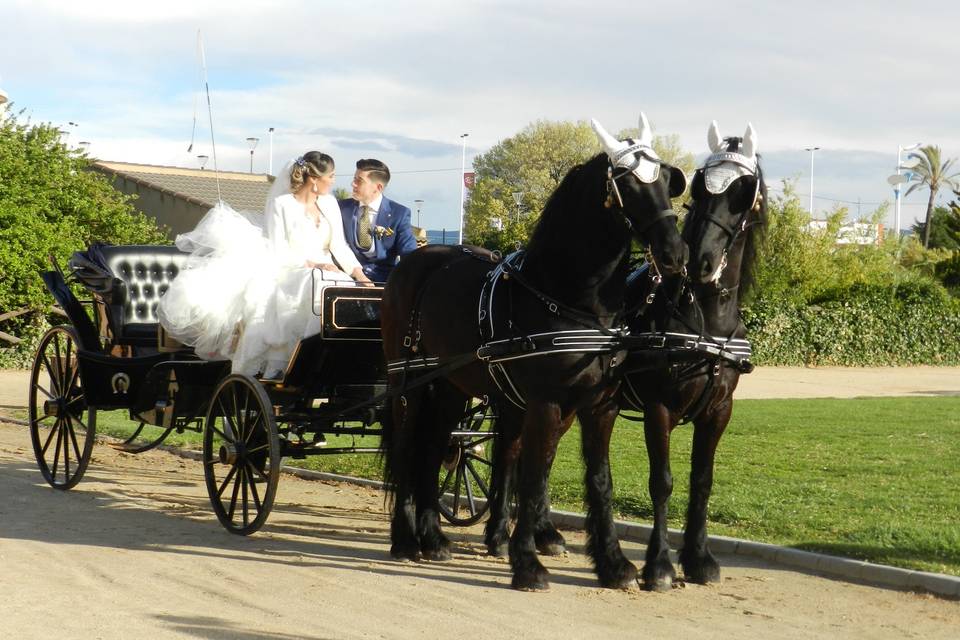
3, 412, 958, 598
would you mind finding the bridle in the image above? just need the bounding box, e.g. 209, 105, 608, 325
604, 141, 684, 282
685, 151, 764, 290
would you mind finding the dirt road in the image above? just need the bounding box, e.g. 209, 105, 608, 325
1, 421, 957, 640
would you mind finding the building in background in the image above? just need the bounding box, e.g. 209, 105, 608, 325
91, 161, 273, 238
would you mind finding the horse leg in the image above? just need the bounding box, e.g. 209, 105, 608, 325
579, 401, 637, 589
533, 484, 566, 556
509, 402, 564, 591
484, 404, 522, 557
679, 399, 731, 584
483, 408, 566, 557
387, 384, 422, 561
413, 380, 466, 561
641, 402, 677, 591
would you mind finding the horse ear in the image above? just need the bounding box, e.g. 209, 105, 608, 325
742, 122, 758, 159
591, 118, 625, 156
668, 167, 688, 198
638, 112, 653, 146
707, 120, 723, 153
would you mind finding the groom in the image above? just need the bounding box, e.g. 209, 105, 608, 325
339, 158, 418, 284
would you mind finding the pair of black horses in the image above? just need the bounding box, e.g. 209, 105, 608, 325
380, 115, 767, 592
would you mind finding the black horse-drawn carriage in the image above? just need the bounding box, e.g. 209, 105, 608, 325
28, 244, 495, 534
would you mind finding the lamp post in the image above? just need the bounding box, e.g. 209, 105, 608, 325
267, 127, 275, 175
891, 142, 922, 235
77, 141, 90, 155
414, 199, 424, 228
0, 87, 9, 120
512, 191, 524, 223
804, 146, 820, 217
458, 133, 469, 244
246, 136, 259, 173
197, 154, 209, 170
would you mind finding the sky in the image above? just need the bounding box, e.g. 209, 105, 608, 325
2, 0, 957, 233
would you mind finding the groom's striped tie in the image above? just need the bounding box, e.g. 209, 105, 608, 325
357, 205, 373, 250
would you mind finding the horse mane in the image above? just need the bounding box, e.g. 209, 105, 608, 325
526, 153, 608, 251
739, 157, 767, 298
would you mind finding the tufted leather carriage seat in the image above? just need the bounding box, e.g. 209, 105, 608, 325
71, 244, 189, 346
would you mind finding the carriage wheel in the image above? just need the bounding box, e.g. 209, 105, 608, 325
28, 325, 96, 490
438, 401, 497, 526
203, 374, 280, 535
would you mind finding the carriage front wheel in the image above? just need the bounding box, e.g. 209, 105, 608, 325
28, 325, 96, 490
203, 373, 280, 535
438, 401, 497, 526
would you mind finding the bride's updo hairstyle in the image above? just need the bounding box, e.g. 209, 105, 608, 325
289, 151, 334, 192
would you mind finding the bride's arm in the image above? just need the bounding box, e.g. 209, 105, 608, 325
321, 196, 369, 282
265, 196, 307, 268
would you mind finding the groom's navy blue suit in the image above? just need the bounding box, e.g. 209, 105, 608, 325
339, 197, 418, 283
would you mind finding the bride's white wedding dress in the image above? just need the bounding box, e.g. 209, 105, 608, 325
158, 188, 361, 376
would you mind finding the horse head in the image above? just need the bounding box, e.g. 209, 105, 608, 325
591, 114, 689, 275
685, 121, 765, 286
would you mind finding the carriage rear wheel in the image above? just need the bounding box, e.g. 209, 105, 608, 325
203, 374, 280, 535
438, 401, 497, 526
28, 325, 96, 490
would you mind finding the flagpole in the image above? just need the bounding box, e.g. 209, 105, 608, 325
458, 132, 469, 245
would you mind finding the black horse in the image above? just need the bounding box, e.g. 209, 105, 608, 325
381, 115, 688, 590
622, 121, 766, 590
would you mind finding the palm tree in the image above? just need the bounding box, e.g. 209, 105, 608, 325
904, 145, 960, 248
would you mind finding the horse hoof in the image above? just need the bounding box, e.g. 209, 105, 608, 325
642, 561, 676, 592
599, 560, 638, 590
683, 558, 721, 584
536, 541, 567, 556
421, 546, 453, 562
511, 569, 551, 592
390, 542, 421, 562
487, 543, 509, 558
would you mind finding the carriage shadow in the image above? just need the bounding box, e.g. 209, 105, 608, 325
0, 455, 608, 590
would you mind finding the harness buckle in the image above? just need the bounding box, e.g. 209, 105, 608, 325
548, 302, 558, 314
403, 336, 412, 348
713, 362, 722, 377
646, 292, 656, 304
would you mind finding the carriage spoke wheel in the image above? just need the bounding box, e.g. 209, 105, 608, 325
203, 374, 280, 535
28, 325, 96, 490
438, 401, 497, 526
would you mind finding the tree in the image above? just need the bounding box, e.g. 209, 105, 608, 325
0, 110, 167, 314
903, 145, 960, 248
463, 120, 695, 252
910, 205, 960, 251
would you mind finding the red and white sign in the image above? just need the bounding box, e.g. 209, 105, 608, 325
463, 172, 476, 189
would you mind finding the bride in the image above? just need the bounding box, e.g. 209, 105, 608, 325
158, 151, 372, 379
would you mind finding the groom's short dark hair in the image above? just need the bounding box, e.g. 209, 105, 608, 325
357, 159, 391, 186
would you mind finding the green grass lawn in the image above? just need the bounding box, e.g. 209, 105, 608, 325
22, 396, 960, 576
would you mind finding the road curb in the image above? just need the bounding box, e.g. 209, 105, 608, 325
3, 413, 958, 598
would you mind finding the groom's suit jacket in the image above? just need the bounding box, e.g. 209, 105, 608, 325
339, 196, 419, 283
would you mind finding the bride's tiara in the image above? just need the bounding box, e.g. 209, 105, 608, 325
294, 156, 306, 167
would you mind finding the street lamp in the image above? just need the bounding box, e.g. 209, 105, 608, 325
246, 136, 259, 173
267, 127, 275, 175
804, 146, 820, 217
889, 142, 922, 235
458, 133, 469, 245
512, 191, 524, 222
197, 154, 209, 170
414, 199, 424, 228
77, 141, 91, 155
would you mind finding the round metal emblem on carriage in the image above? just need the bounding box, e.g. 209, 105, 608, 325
111, 372, 130, 395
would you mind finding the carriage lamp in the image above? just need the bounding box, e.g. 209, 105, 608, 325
197, 154, 209, 170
